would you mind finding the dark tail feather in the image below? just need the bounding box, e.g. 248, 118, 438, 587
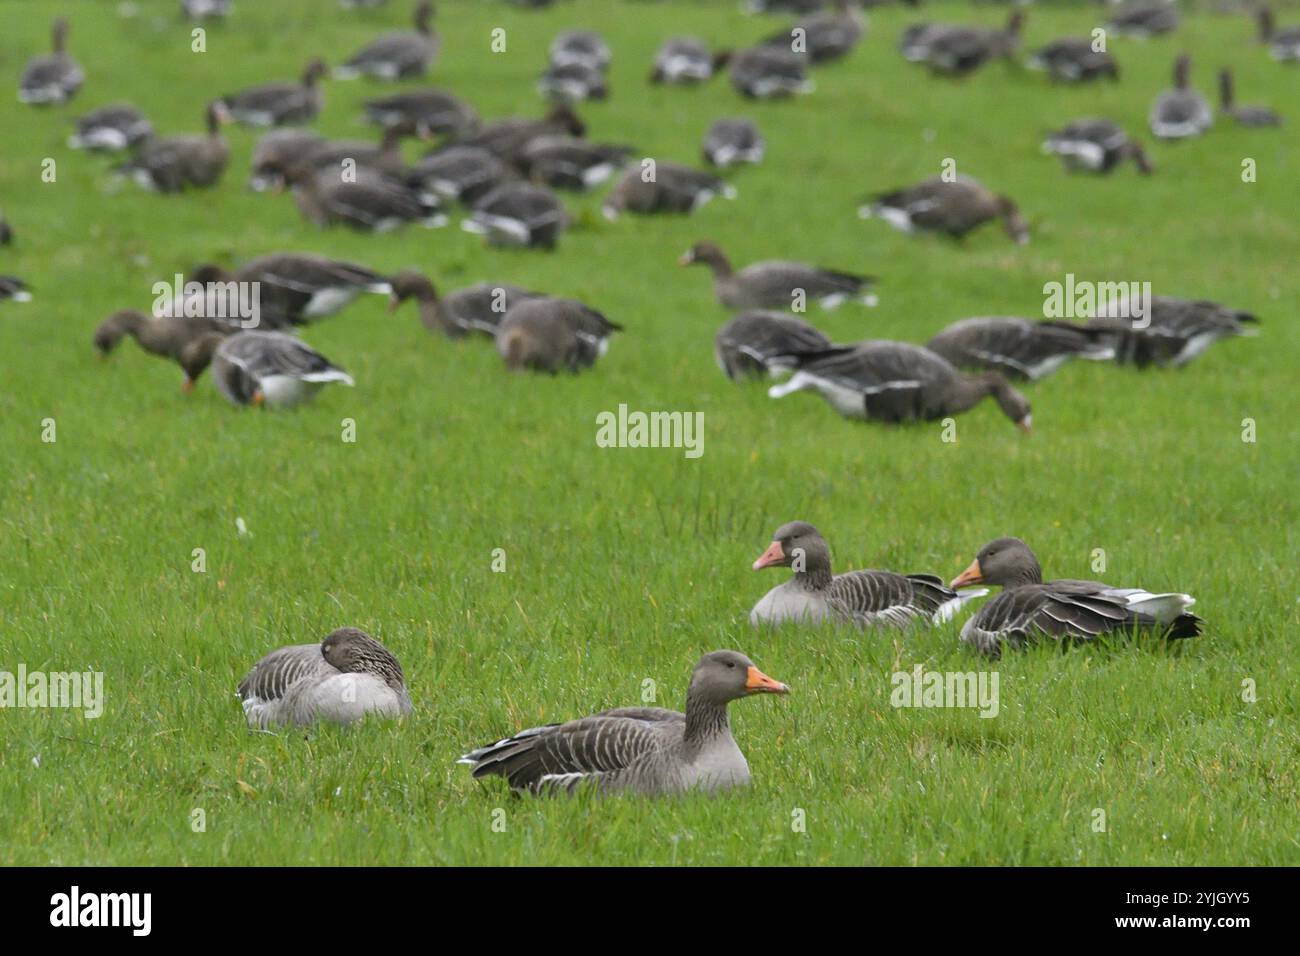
1166, 613, 1203, 640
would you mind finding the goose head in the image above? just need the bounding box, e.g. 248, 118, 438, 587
996, 194, 1030, 245
982, 372, 1032, 432
177, 331, 224, 391
678, 240, 731, 274
93, 308, 146, 356
388, 270, 437, 311
752, 520, 833, 574
690, 650, 788, 704
414, 1, 435, 35
545, 104, 586, 137
321, 627, 407, 690
951, 537, 1043, 590
302, 58, 329, 87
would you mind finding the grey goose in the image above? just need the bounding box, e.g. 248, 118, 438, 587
19, 18, 84, 105
768, 339, 1033, 431
1, 278, 32, 303
116, 102, 230, 193
1106, 0, 1180, 39
178, 330, 354, 408
1258, 7, 1300, 62
454, 105, 586, 169
747, 0, 830, 12
759, 0, 866, 64
462, 182, 567, 249
751, 521, 986, 629
215, 59, 328, 128
274, 122, 420, 187
860, 175, 1030, 245
1042, 119, 1152, 175
714, 311, 834, 379
951, 537, 1201, 657
182, 0, 232, 17
680, 240, 876, 311
458, 650, 787, 796
286, 165, 447, 233
702, 118, 766, 168
388, 273, 545, 339
1086, 296, 1259, 368
405, 145, 516, 204
1149, 55, 1212, 140
650, 37, 729, 84
603, 162, 736, 219
192, 254, 394, 327
538, 62, 608, 104
730, 46, 814, 98
549, 30, 611, 71
239, 628, 413, 729
68, 103, 153, 152
926, 317, 1115, 382
1218, 70, 1281, 128
363, 88, 478, 137
1027, 37, 1120, 83
518, 137, 631, 191
495, 297, 621, 373
248, 129, 326, 191
335, 0, 438, 80
918, 12, 1024, 77
899, 22, 955, 63
93, 309, 238, 371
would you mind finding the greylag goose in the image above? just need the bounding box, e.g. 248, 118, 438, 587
860, 175, 1030, 245
748, 0, 829, 12
182, 0, 232, 17
650, 37, 729, 84
248, 129, 326, 191
1042, 119, 1153, 175
730, 46, 814, 98
276, 123, 419, 186
68, 103, 153, 151
178, 331, 354, 407
1149, 55, 1212, 140
363, 87, 478, 137
335, 0, 438, 80
286, 166, 447, 232
518, 137, 631, 190
603, 162, 735, 219
1086, 296, 1259, 368
919, 12, 1024, 77
1257, 7, 1300, 62
549, 30, 611, 71
462, 182, 567, 249
751, 521, 986, 629
538, 62, 608, 104
702, 118, 766, 168
215, 59, 328, 128
1028, 37, 1120, 83
1, 278, 32, 303
715, 311, 834, 379
388, 272, 544, 338
899, 22, 955, 63
1106, 1, 1180, 39
195, 253, 394, 327
458, 650, 787, 796
495, 297, 621, 373
925, 317, 1115, 381
455, 106, 586, 168
768, 340, 1033, 431
680, 240, 876, 311
950, 537, 1202, 657
18, 18, 83, 105
405, 145, 516, 204
116, 102, 230, 193
239, 628, 412, 729
1217, 69, 1281, 127
93, 308, 238, 364
760, 0, 866, 64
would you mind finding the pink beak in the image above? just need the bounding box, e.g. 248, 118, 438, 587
751, 540, 785, 571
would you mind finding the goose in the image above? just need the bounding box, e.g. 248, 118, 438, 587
860, 175, 1030, 245
0, 216, 11, 245
387, 272, 545, 338
518, 137, 631, 190
194, 254, 394, 327
68, 103, 153, 151
925, 317, 1115, 381
549, 30, 611, 71
1257, 7, 1300, 62
363, 87, 478, 137
1028, 37, 1120, 83
1, 278, 32, 303
1149, 55, 1212, 140
178, 330, 354, 407
238, 628, 413, 729
899, 22, 956, 63
277, 122, 420, 186
748, 0, 829, 12
538, 61, 608, 104
1217, 69, 1281, 127
1042, 119, 1153, 174
760, 0, 866, 64
920, 12, 1024, 77
454, 105, 586, 168
1086, 296, 1259, 368
341, 0, 390, 8
116, 102, 230, 193
248, 129, 326, 191
286, 165, 446, 232
18, 18, 84, 105
93, 309, 239, 366
650, 37, 729, 84
751, 521, 987, 629
458, 650, 787, 796
715, 311, 835, 379
404, 145, 516, 204
769, 339, 1033, 431
182, 0, 232, 17
730, 46, 814, 98
702, 118, 766, 168
680, 240, 876, 311
950, 537, 1202, 657
462, 182, 567, 249
603, 162, 735, 219
1106, 0, 1180, 39
495, 297, 621, 373
215, 59, 328, 128
335, 0, 438, 80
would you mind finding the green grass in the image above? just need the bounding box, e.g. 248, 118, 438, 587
1, 0, 1297, 866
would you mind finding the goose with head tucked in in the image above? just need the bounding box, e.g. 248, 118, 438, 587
549, 30, 611, 71
1028, 37, 1120, 83
1257, 7, 1300, 62
194, 253, 394, 328
926, 317, 1115, 381
760, 0, 865, 64
405, 145, 516, 204
495, 297, 621, 373
1149, 55, 1212, 139
388, 272, 545, 338
68, 103, 153, 151
215, 59, 328, 128
247, 129, 326, 191
1086, 295, 1259, 368
603, 162, 735, 219
462, 181, 567, 249
918, 12, 1024, 77
518, 136, 631, 191
751, 521, 987, 629
363, 87, 478, 137
179, 330, 353, 407
950, 537, 1202, 657
702, 118, 765, 168
650, 37, 729, 84
182, 0, 232, 17
730, 46, 814, 98
1042, 119, 1152, 175
715, 311, 834, 379
1217, 69, 1281, 128
860, 175, 1029, 245
1107, 0, 1180, 39
455, 105, 586, 169
116, 101, 230, 192
681, 240, 876, 311
1, 278, 32, 303
19, 18, 84, 105
458, 650, 787, 796
538, 61, 608, 104
239, 627, 413, 729
335, 0, 438, 80
286, 164, 446, 232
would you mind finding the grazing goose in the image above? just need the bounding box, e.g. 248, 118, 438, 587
760, 0, 866, 64
93, 309, 238, 365
18, 18, 84, 105
248, 129, 326, 191
769, 340, 1033, 431
549, 30, 611, 71
455, 106, 586, 169
899, 22, 955, 63
238, 628, 413, 729
702, 118, 766, 168
116, 102, 230, 193
715, 311, 834, 379
926, 317, 1115, 381
860, 175, 1030, 245
950, 537, 1202, 657
518, 137, 631, 190
68, 103, 153, 151
538, 62, 608, 104
603, 162, 735, 219
730, 46, 814, 98
287, 166, 446, 232
1149, 55, 1212, 140
1257, 7, 1300, 62
388, 272, 544, 338
335, 0, 438, 80
680, 240, 876, 311
1217, 69, 1281, 128
196, 253, 394, 327
748, 0, 829, 12
405, 145, 516, 204
650, 37, 729, 84
462, 182, 567, 249
495, 297, 621, 373
1106, 0, 1180, 39
1, 278, 32, 303
182, 0, 232, 17
751, 521, 987, 629
363, 87, 478, 137
215, 59, 328, 128
920, 12, 1024, 76
1042, 119, 1153, 175
458, 650, 787, 796
179, 331, 354, 407
280, 122, 419, 185
1086, 296, 1259, 368
1028, 37, 1120, 83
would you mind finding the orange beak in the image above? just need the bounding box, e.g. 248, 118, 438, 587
745, 665, 789, 695
387, 294, 401, 313
181, 378, 194, 394
950, 558, 983, 589
251, 390, 265, 407
1017, 418, 1033, 435
751, 540, 784, 571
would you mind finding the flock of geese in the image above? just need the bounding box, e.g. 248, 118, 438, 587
6, 0, 1278, 796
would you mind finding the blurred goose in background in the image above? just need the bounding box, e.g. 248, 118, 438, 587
760, 0, 866, 64
920, 12, 1024, 76
93, 308, 238, 362
1106, 0, 1180, 38
194, 253, 394, 327
182, 0, 232, 17
730, 46, 814, 98
715, 311, 835, 379
899, 21, 955, 63
518, 137, 631, 190
680, 240, 876, 310
860, 175, 1030, 245
335, 0, 438, 79
18, 18, 84, 105
1042, 119, 1152, 174
0, 215, 11, 245
1086, 296, 1259, 368
1149, 55, 1212, 140
925, 317, 1115, 381
215, 59, 328, 127
1028, 36, 1119, 83
495, 297, 621, 373
1257, 7, 1300, 62
68, 103, 153, 151
458, 650, 787, 796
388, 273, 545, 338
538, 61, 608, 104
769, 339, 1033, 431
748, 0, 830, 12
1217, 69, 1281, 127
179, 330, 354, 407
363, 87, 478, 137
286, 164, 446, 232
549, 30, 611, 71
116, 102, 230, 192
702, 118, 766, 167
650, 37, 729, 84
751, 521, 986, 629
405, 145, 516, 203
603, 162, 735, 218
463, 182, 567, 248
274, 122, 420, 187
248, 129, 326, 191
341, 0, 391, 7
1, 278, 32, 303
239, 628, 413, 729
455, 105, 586, 168
950, 537, 1202, 657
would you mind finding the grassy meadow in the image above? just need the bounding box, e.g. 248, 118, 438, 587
0, 0, 1297, 865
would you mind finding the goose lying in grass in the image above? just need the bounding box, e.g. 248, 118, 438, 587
68, 103, 153, 151
715, 311, 834, 379
1217, 69, 1281, 128
730, 46, 814, 98
335, 0, 438, 79
650, 37, 729, 84
405, 145, 516, 204
518, 137, 631, 191
93, 308, 238, 362
926, 317, 1115, 381
286, 166, 446, 232
363, 87, 478, 137
751, 521, 987, 629
239, 628, 413, 729
19, 18, 83, 105
603, 162, 735, 218
1086, 296, 1259, 368
702, 118, 765, 167
1, 278, 32, 303
919, 12, 1024, 77
538, 62, 608, 104
760, 0, 865, 64
1106, 0, 1180, 39
680, 240, 876, 310
549, 30, 611, 71
178, 331, 354, 407
458, 650, 787, 796
951, 537, 1202, 657
860, 175, 1029, 245
215, 59, 328, 128
192, 253, 394, 328
1257, 6, 1300, 62
1042, 119, 1152, 175
116, 102, 230, 193
1028, 37, 1120, 83
463, 182, 567, 248
495, 297, 621, 373
1149, 55, 1212, 140
388, 272, 545, 338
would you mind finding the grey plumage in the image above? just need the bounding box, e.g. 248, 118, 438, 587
1028, 37, 1120, 83
1107, 0, 1180, 39
702, 118, 765, 168
730, 46, 813, 98
651, 37, 725, 84
68, 103, 153, 152
334, 0, 438, 80
860, 174, 1029, 245
714, 311, 834, 380
538, 62, 608, 104
681, 240, 875, 311
549, 30, 611, 71
19, 18, 84, 105
1149, 56, 1212, 140
179, 331, 354, 407
1042, 119, 1152, 175
518, 137, 631, 191
926, 317, 1115, 381
195, 253, 393, 328
494, 297, 621, 373
603, 162, 735, 219
405, 145, 516, 204
759, 1, 865, 64
116, 102, 230, 193
1086, 296, 1259, 368
215, 59, 327, 128
388, 273, 545, 338
363, 87, 478, 136
288, 166, 446, 233
462, 182, 567, 248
